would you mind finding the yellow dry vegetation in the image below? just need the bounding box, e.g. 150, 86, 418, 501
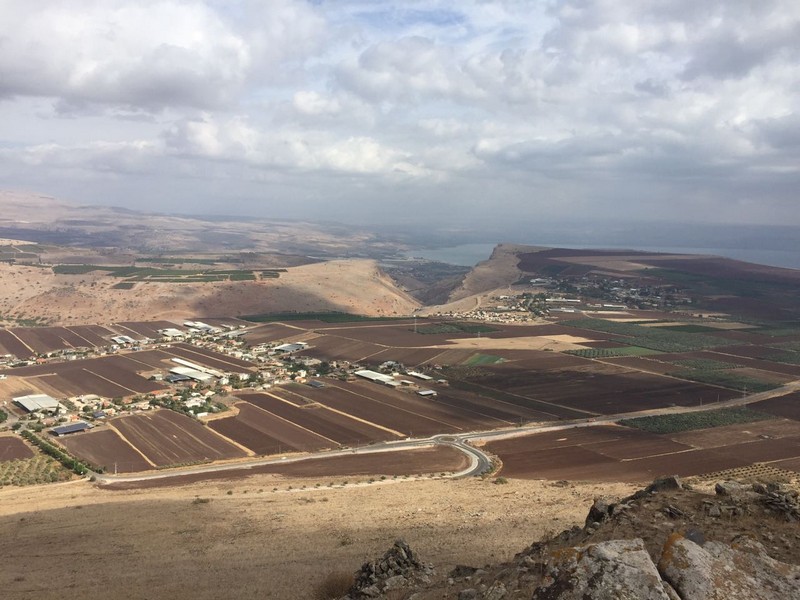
0, 475, 638, 600
0, 260, 419, 326
437, 334, 595, 352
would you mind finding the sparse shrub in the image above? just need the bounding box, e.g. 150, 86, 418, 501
338, 534, 353, 547
192, 497, 211, 505
494, 477, 509, 485
313, 571, 354, 600
226, 490, 233, 495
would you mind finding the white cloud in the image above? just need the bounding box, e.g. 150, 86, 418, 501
0, 0, 798, 229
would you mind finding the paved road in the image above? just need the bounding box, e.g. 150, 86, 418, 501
92, 379, 800, 485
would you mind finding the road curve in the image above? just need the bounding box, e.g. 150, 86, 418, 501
92, 380, 800, 486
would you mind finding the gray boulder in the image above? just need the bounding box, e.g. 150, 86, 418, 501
532, 538, 672, 599
658, 533, 800, 600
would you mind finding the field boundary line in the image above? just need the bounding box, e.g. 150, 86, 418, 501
156, 411, 247, 459
257, 389, 310, 409
456, 379, 595, 419
7, 330, 35, 355
173, 343, 256, 371
255, 394, 341, 446
106, 423, 158, 468
328, 381, 467, 432
260, 388, 406, 437
63, 327, 96, 349
201, 416, 255, 457
83, 368, 139, 395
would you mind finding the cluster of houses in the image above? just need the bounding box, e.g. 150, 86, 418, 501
354, 365, 442, 397
3, 318, 452, 438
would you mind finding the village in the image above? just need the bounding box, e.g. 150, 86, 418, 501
0, 319, 444, 442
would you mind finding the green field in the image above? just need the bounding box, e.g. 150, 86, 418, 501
136, 257, 221, 265
52, 264, 279, 283
565, 346, 662, 358
620, 407, 775, 434
563, 318, 728, 352
0, 454, 73, 487
654, 324, 720, 333
463, 353, 505, 366
668, 369, 779, 393
767, 351, 800, 366
670, 358, 741, 370
768, 341, 800, 352
415, 322, 498, 335
241, 312, 410, 323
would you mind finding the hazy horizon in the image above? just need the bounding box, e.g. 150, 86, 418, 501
1, 1, 799, 231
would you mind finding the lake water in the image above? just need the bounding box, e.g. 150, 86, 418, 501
406, 243, 800, 270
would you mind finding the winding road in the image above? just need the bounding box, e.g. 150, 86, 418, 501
90, 379, 800, 486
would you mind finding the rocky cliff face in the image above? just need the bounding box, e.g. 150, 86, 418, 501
329, 477, 800, 599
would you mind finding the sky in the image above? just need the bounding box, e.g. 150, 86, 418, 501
1, 0, 799, 234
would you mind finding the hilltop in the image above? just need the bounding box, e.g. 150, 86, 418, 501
0, 191, 422, 324
327, 477, 800, 599
0, 259, 419, 325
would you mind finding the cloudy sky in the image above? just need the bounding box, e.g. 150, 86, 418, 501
1, 0, 799, 233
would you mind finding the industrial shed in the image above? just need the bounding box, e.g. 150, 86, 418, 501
169, 367, 214, 383
273, 342, 308, 353
355, 369, 397, 385
13, 394, 60, 413
51, 422, 91, 436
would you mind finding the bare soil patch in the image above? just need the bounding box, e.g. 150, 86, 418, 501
60, 428, 153, 473
111, 410, 246, 467
0, 436, 34, 461
0, 474, 638, 600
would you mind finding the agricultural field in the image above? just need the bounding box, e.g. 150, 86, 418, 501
564, 346, 661, 358
51, 264, 283, 283
750, 392, 800, 421
0, 436, 34, 461
562, 318, 729, 352
484, 418, 800, 482
0, 355, 169, 398
109, 410, 246, 467
0, 324, 120, 357
0, 341, 256, 400
207, 379, 544, 459
104, 445, 469, 489
2, 307, 799, 484
59, 429, 153, 473
0, 454, 73, 487
449, 361, 739, 416
620, 407, 775, 434
666, 369, 781, 393
415, 322, 498, 335
0, 436, 72, 487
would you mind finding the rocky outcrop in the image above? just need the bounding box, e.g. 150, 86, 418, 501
335, 477, 800, 599
659, 533, 800, 600
527, 531, 800, 600
347, 539, 433, 598
533, 538, 674, 600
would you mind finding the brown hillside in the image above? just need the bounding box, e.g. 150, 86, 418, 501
0, 260, 419, 325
